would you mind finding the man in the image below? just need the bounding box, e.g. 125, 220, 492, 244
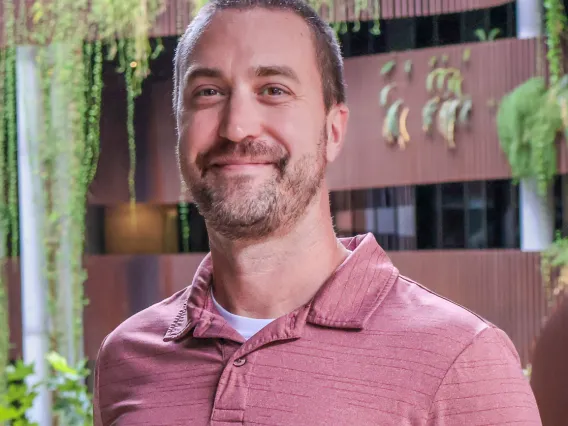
93, 0, 542, 424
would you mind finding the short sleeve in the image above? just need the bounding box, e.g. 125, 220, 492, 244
427, 326, 542, 425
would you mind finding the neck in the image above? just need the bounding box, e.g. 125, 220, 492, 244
208, 189, 350, 319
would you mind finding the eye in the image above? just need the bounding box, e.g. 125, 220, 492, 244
196, 88, 221, 97
260, 86, 289, 96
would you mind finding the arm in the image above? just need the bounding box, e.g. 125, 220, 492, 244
427, 326, 542, 425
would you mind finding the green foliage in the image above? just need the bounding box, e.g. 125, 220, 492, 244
404, 59, 412, 75
0, 353, 92, 425
428, 56, 437, 68
379, 83, 396, 107
474, 28, 501, 42
380, 60, 395, 76
541, 232, 568, 309
496, 77, 562, 195
369, 20, 381, 36
46, 352, 93, 425
426, 68, 463, 96
422, 97, 440, 133
306, 0, 381, 36
422, 64, 472, 148
382, 99, 403, 143
462, 48, 471, 64
458, 97, 473, 125
0, 360, 38, 425
544, 0, 567, 85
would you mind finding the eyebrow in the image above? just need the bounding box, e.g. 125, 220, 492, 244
183, 64, 300, 88
184, 66, 224, 87
253, 65, 299, 83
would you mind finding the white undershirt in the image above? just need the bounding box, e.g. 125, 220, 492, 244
211, 292, 276, 341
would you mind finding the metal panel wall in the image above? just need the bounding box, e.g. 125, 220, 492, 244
148, 0, 515, 37
389, 249, 547, 366
328, 38, 538, 190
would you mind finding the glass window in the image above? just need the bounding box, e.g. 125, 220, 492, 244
441, 183, 465, 249
416, 184, 438, 249
466, 181, 487, 249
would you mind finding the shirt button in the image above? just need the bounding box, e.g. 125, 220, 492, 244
233, 358, 246, 367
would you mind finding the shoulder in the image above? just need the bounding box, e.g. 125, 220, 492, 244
374, 273, 519, 368
96, 286, 190, 364
383, 274, 494, 334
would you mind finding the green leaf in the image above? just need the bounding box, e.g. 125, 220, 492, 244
404, 59, 412, 74
436, 70, 448, 91
428, 56, 437, 68
47, 351, 77, 375
448, 75, 463, 97
0, 406, 20, 421
369, 20, 381, 36
422, 97, 440, 133
352, 21, 361, 32
7, 360, 34, 382
475, 28, 487, 41
437, 100, 451, 139
488, 28, 501, 41
379, 83, 396, 107
426, 70, 439, 93
380, 60, 396, 76
462, 48, 471, 63
386, 99, 404, 139
459, 98, 473, 125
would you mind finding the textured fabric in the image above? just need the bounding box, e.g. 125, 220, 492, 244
93, 233, 542, 425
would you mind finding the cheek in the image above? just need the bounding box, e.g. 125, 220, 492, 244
266, 108, 324, 156
181, 111, 221, 161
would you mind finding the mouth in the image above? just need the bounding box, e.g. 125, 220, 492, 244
207, 158, 276, 172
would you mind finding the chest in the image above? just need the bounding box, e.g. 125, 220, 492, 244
101, 339, 436, 425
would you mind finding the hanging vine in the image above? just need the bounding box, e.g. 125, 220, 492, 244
0, 0, 19, 401
0, 41, 7, 403
544, 0, 567, 86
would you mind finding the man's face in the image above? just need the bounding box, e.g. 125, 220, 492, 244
177, 8, 341, 240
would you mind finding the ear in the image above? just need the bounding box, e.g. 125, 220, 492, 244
325, 103, 349, 163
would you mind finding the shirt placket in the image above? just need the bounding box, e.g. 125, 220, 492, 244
210, 348, 258, 425
208, 309, 308, 425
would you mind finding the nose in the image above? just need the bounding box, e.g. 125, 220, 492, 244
219, 88, 262, 143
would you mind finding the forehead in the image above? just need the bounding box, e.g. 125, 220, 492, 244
186, 8, 320, 79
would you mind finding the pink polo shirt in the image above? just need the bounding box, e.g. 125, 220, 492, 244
93, 233, 541, 425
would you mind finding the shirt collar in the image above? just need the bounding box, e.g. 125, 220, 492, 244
164, 233, 399, 342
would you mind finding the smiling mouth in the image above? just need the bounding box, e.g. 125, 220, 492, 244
208, 157, 275, 168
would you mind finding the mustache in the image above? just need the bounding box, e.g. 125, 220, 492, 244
196, 139, 289, 173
